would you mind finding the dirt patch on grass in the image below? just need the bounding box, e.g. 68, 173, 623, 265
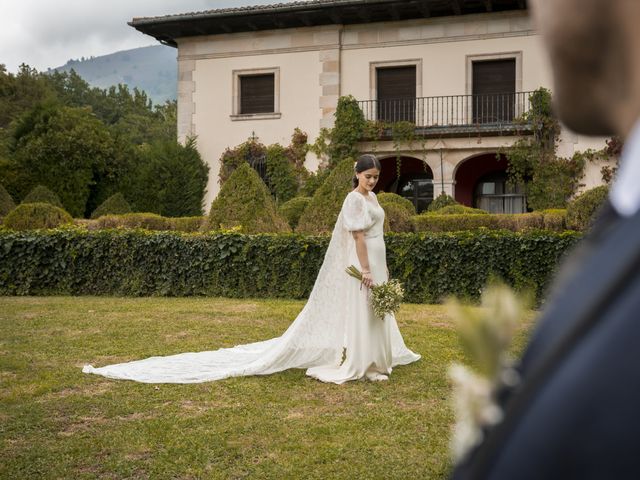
176, 399, 243, 418
39, 381, 114, 402
58, 415, 109, 437
0, 371, 18, 381
164, 331, 192, 341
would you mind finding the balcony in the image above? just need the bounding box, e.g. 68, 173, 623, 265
357, 91, 535, 138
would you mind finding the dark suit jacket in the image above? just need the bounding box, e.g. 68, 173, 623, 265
452, 203, 640, 479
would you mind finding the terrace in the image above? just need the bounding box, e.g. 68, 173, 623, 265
357, 91, 535, 138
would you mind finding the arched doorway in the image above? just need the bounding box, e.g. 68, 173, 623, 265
377, 156, 434, 213
454, 153, 526, 213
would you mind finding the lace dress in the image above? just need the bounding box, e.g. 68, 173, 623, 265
307, 191, 405, 383
83, 191, 420, 384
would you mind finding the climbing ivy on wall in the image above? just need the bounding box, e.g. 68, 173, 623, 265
502, 88, 611, 210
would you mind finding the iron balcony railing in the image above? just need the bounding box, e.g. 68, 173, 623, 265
357, 91, 534, 128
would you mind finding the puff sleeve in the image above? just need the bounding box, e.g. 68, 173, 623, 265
342, 192, 374, 232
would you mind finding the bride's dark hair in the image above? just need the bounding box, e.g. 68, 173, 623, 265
352, 154, 382, 188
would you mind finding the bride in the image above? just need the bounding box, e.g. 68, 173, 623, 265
83, 154, 420, 384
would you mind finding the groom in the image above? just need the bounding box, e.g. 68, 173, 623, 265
452, 0, 640, 478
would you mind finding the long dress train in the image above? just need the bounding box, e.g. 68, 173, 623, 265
82, 191, 420, 384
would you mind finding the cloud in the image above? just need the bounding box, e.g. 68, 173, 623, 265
1, 0, 294, 72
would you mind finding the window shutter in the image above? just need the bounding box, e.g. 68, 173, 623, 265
240, 74, 275, 114
376, 66, 417, 123
472, 59, 516, 96
472, 59, 516, 123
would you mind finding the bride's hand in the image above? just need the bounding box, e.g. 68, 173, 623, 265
361, 270, 373, 289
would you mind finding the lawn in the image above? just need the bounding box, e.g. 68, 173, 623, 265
0, 297, 533, 479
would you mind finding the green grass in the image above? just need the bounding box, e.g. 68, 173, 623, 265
0, 297, 533, 479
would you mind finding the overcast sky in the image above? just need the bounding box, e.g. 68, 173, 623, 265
0, 0, 298, 73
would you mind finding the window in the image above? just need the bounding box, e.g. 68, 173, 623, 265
472, 59, 516, 123
376, 66, 417, 123
232, 68, 280, 120
396, 173, 434, 213
240, 74, 274, 114
474, 171, 526, 214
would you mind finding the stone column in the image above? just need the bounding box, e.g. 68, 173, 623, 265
318, 27, 342, 131
177, 57, 196, 144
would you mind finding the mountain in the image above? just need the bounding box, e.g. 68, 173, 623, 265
52, 45, 177, 105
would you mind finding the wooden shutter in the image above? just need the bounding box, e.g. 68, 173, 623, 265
377, 66, 416, 123
240, 74, 274, 114
472, 59, 516, 123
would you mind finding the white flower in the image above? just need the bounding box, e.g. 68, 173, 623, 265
449, 363, 504, 462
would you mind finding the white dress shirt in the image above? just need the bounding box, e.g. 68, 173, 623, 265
610, 119, 640, 217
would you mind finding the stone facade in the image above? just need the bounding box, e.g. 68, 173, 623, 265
168, 9, 610, 210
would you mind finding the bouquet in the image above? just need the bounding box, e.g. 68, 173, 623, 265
345, 265, 404, 320
447, 284, 528, 462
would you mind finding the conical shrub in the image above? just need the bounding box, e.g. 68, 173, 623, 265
427, 192, 458, 212
296, 158, 355, 234
278, 196, 312, 230
22, 185, 64, 209
0, 184, 15, 216
566, 185, 609, 231
382, 203, 414, 233
91, 193, 132, 219
207, 163, 290, 233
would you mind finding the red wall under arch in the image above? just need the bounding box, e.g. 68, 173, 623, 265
454, 153, 509, 206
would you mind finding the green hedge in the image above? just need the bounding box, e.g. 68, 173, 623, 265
0, 228, 581, 302
90, 213, 205, 232
411, 212, 569, 232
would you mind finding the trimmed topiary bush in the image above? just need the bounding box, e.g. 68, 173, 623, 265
538, 209, 567, 231
208, 163, 290, 234
566, 185, 609, 231
383, 203, 413, 233
90, 193, 132, 219
428, 205, 488, 215
378, 192, 416, 216
3, 202, 73, 230
21, 185, 64, 209
278, 197, 312, 230
0, 184, 16, 216
427, 192, 458, 212
296, 158, 355, 234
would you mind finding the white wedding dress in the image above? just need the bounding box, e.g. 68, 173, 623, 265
83, 191, 420, 384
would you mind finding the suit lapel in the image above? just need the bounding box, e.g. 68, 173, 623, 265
521, 201, 621, 368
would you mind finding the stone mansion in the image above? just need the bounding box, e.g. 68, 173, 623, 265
130, 0, 610, 214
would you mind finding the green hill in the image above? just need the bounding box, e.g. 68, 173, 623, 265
52, 45, 176, 105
